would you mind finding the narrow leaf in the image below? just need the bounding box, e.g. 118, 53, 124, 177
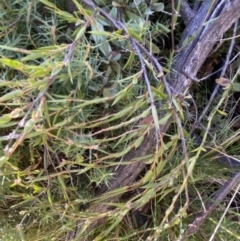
0, 90, 24, 103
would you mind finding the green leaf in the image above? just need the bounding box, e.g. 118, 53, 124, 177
134, 98, 145, 111
151, 86, 167, 99
21, 52, 46, 61
0, 90, 24, 103
0, 114, 11, 125
76, 26, 87, 40
24, 119, 36, 133
156, 23, 170, 33
99, 41, 111, 57
91, 21, 105, 44
0, 156, 9, 168
112, 2, 122, 7
132, 75, 138, 84
31, 45, 66, 52
88, 31, 110, 37
28, 67, 51, 78
51, 66, 63, 77
151, 105, 160, 131
39, 0, 58, 9
128, 28, 142, 42
115, 145, 131, 157
141, 170, 153, 183
0, 58, 24, 70
126, 11, 142, 22
217, 110, 227, 116
0, 45, 31, 54
151, 3, 164, 12
72, 0, 91, 18
112, 29, 123, 36
112, 84, 132, 106
141, 109, 150, 118
158, 112, 172, 125
145, 8, 154, 15
134, 135, 144, 148
145, 39, 160, 54
232, 83, 240, 92
172, 97, 183, 119
123, 51, 135, 70
103, 88, 111, 97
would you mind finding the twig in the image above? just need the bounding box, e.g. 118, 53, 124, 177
65, 1, 240, 239
7, 3, 97, 162
209, 177, 240, 241
174, 109, 188, 161
6, 77, 55, 158
82, 0, 171, 98
171, 0, 176, 51
192, 20, 238, 132
181, 23, 240, 239
185, 172, 240, 237
81, 0, 166, 145
63, 11, 96, 65
6, 15, 101, 160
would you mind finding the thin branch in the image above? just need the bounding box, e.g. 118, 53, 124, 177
186, 172, 240, 237
192, 20, 238, 132
6, 77, 55, 158
82, 0, 169, 94
171, 0, 176, 51
134, 41, 179, 104
65, 1, 240, 239
63, 11, 96, 65
209, 179, 240, 241
81, 0, 170, 146
182, 23, 240, 239
174, 109, 188, 161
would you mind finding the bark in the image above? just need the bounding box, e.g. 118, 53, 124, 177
178, 0, 195, 25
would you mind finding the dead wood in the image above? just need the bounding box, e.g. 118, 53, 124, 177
66, 0, 240, 240
185, 172, 240, 238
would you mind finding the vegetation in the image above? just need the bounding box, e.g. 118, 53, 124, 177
0, 0, 240, 240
